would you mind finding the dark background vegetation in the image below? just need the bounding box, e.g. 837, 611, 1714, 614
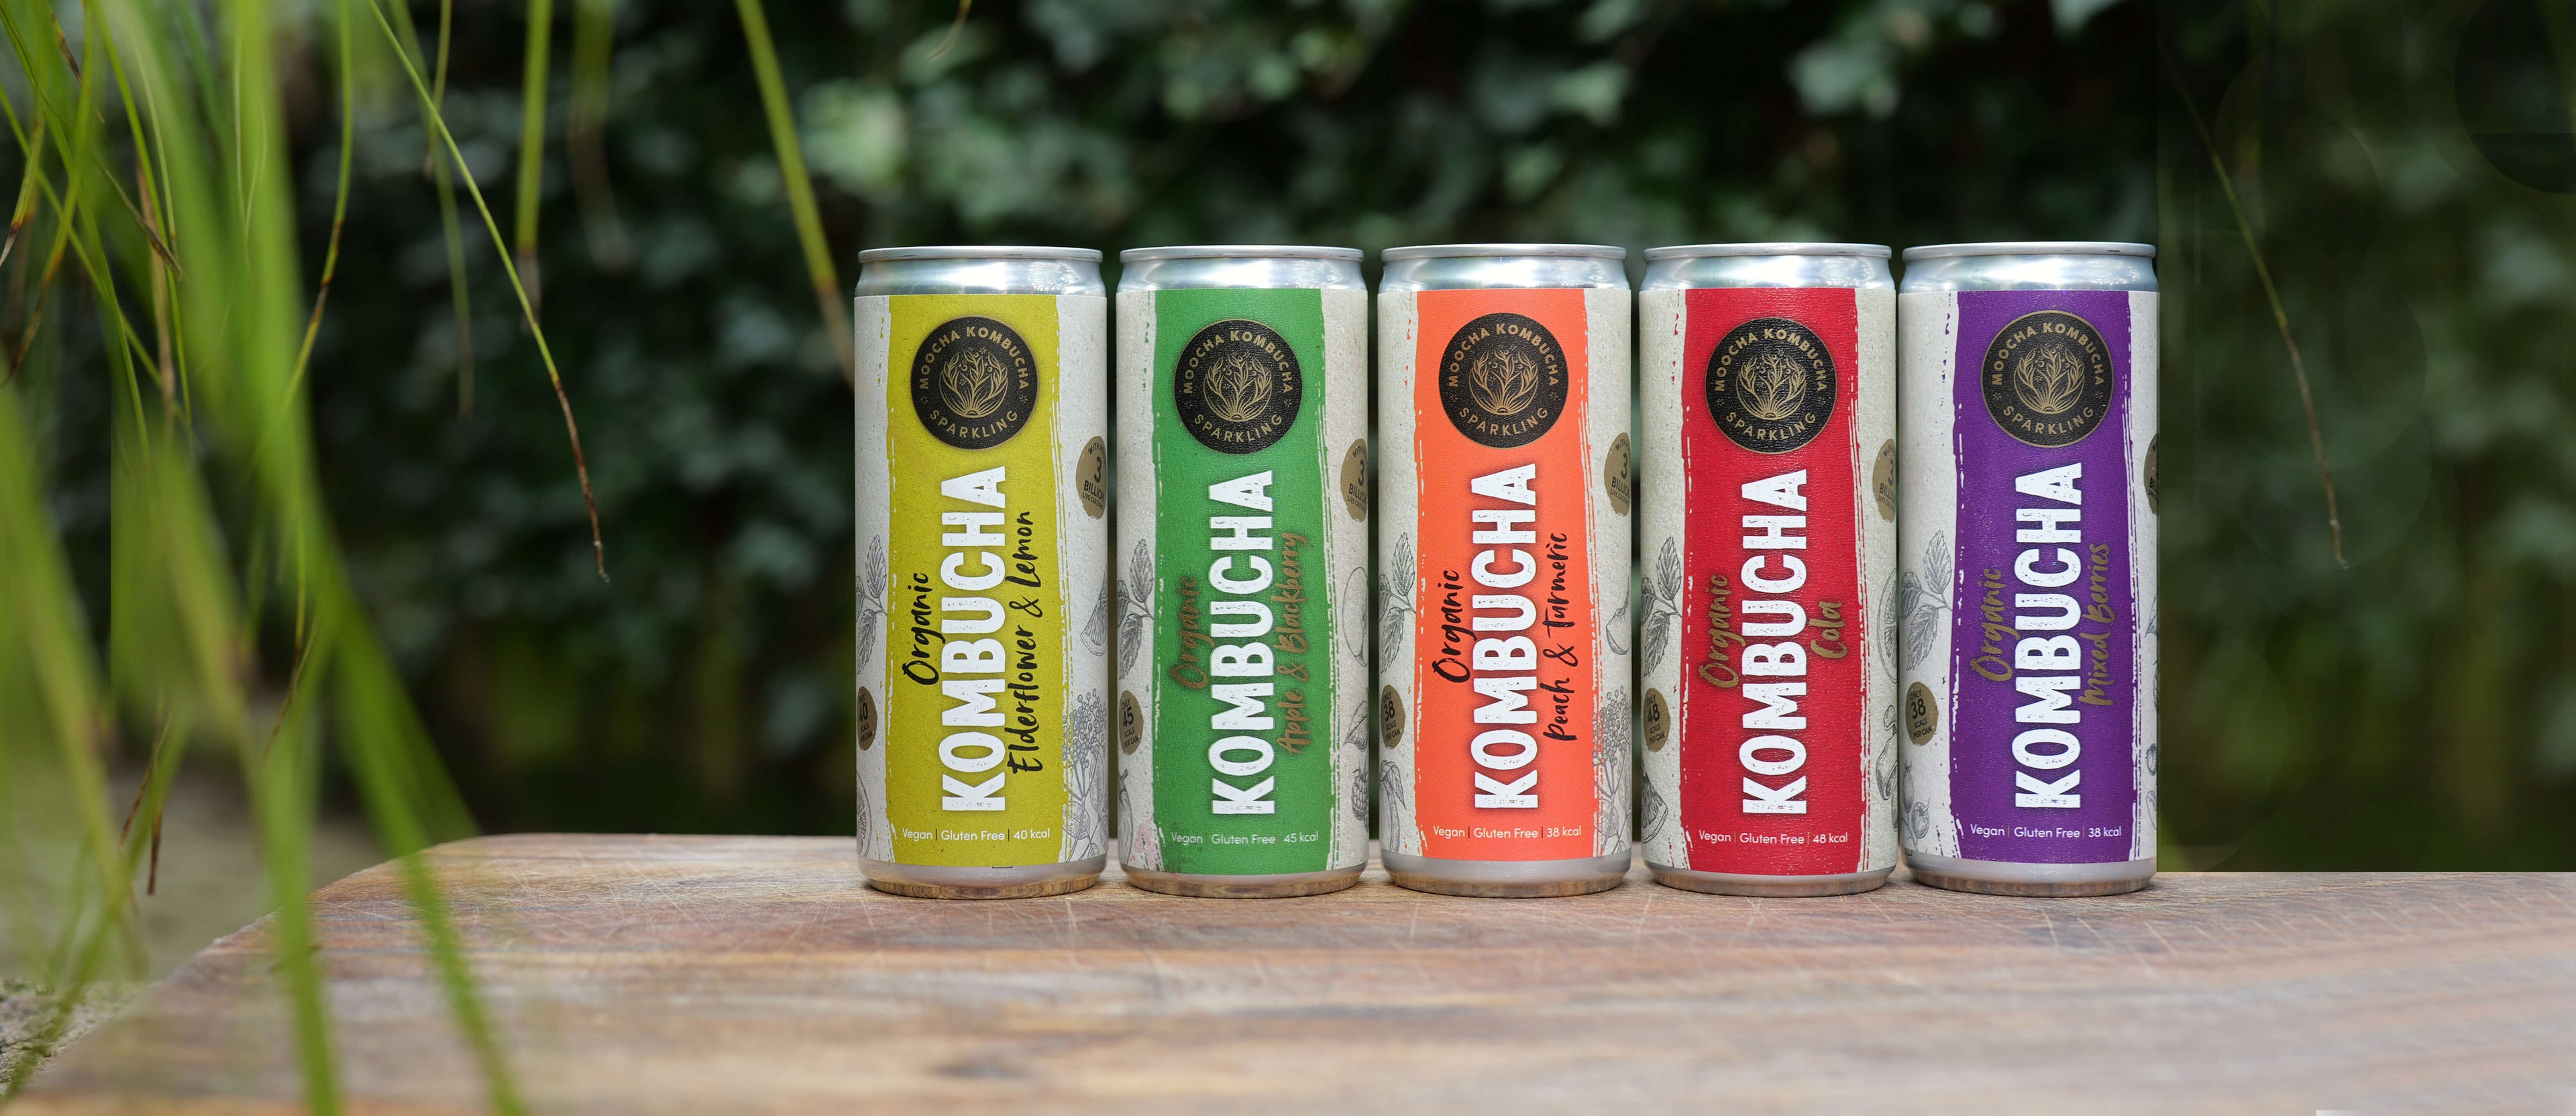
76, 0, 2576, 867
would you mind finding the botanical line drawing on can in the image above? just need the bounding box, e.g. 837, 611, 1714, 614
1376, 244, 1633, 898
1636, 243, 1899, 897
1114, 246, 1371, 898
853, 246, 1110, 899
1896, 241, 2159, 898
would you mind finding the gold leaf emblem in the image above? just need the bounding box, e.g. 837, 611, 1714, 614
1440, 313, 1566, 448
938, 345, 1012, 419
1707, 318, 1835, 454
1201, 351, 1274, 424
1468, 346, 1541, 417
1737, 350, 1808, 422
2012, 344, 2086, 416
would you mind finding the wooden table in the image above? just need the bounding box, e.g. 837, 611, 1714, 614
22, 835, 2575, 1113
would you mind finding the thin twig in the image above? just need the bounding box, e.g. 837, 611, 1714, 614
1, 119, 44, 275
2159, 38, 2347, 568
139, 162, 174, 416
117, 714, 173, 896
928, 0, 973, 60
116, 713, 171, 841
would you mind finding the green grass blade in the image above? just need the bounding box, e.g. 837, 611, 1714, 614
431, 0, 454, 122
3, 2, 523, 1111
265, 0, 358, 460
0, 376, 136, 1096
246, 689, 339, 1115
732, 0, 851, 381
335, 634, 523, 1114
0, 3, 182, 279
0, 382, 117, 875
382, 0, 477, 415
513, 0, 554, 309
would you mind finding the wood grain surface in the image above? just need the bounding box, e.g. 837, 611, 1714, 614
21, 835, 2576, 1114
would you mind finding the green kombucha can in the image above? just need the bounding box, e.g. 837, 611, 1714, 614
1113, 246, 1373, 897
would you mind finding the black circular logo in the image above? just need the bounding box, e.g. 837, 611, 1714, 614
1173, 319, 1303, 454
1438, 312, 1569, 448
910, 316, 1038, 450
1706, 317, 1836, 454
1981, 310, 2114, 448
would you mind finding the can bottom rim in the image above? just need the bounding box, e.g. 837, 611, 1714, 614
1646, 864, 1893, 897
862, 856, 1108, 900
1122, 864, 1364, 899
1381, 849, 1632, 897
1902, 851, 2155, 897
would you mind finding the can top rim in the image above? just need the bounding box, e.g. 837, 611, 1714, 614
857, 245, 1104, 264
1119, 244, 1364, 262
1643, 242, 1890, 260
1381, 243, 1628, 261
1900, 241, 2156, 261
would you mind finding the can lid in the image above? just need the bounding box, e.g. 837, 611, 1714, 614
1380, 243, 1628, 261
1900, 241, 2155, 262
1644, 242, 1890, 261
1119, 244, 1364, 262
857, 245, 1104, 263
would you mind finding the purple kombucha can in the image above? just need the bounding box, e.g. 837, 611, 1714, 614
1895, 242, 2157, 897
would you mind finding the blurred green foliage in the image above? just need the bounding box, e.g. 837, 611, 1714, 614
2159, 1, 2576, 868
36, 0, 2566, 868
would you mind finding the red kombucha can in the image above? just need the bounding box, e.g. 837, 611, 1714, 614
1635, 244, 1900, 896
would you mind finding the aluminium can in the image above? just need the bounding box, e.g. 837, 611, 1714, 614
1896, 242, 2158, 897
1376, 244, 1633, 897
1113, 246, 1373, 898
854, 246, 1111, 899
1636, 244, 1900, 897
